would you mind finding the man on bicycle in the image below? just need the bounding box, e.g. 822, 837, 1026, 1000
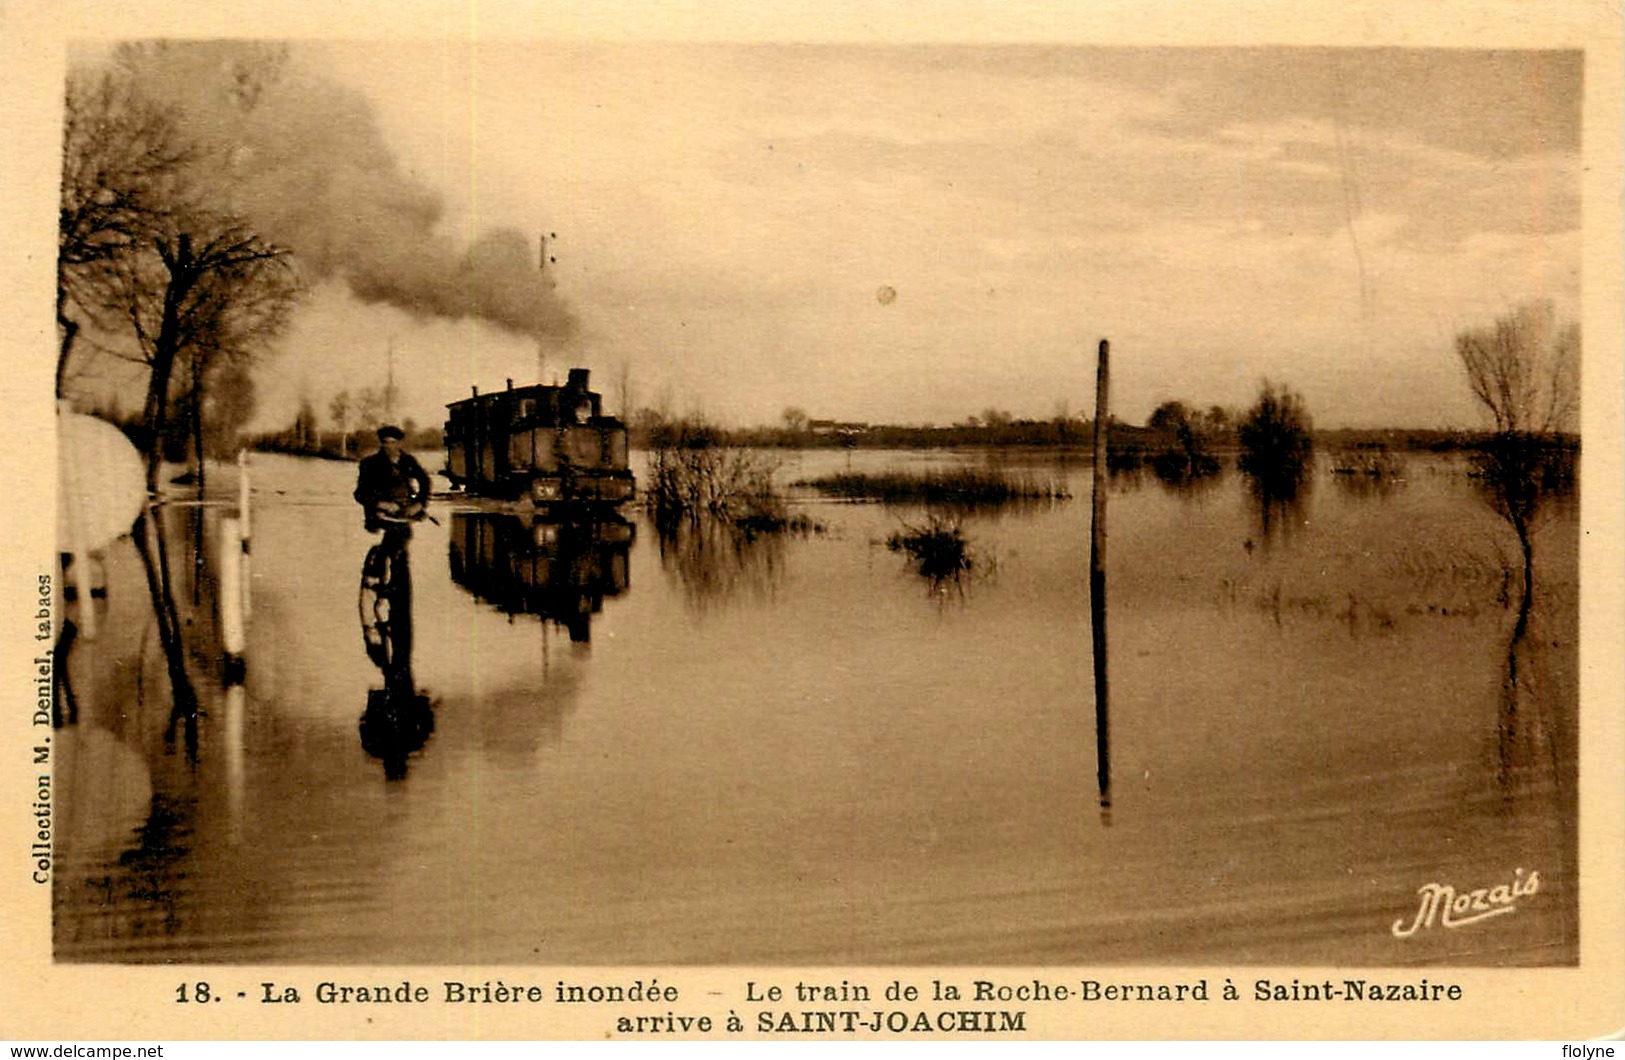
354, 424, 432, 534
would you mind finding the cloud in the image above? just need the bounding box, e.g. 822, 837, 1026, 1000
273, 42, 1582, 429
106, 42, 577, 341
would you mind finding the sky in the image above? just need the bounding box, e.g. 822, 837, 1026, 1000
121, 42, 1588, 432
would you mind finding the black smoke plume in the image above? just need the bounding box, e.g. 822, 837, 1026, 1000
105, 41, 576, 341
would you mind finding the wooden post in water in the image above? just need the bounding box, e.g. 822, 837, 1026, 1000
1090, 338, 1111, 811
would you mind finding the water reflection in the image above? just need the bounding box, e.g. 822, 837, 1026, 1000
358, 524, 434, 779
1330, 469, 1403, 499
1108, 442, 1222, 498
53, 617, 79, 727
656, 520, 783, 611
1495, 596, 1540, 790
1472, 435, 1577, 798
1490, 539, 1579, 963
1150, 453, 1222, 498
83, 791, 195, 939
57, 506, 216, 957
1470, 436, 1576, 600
1242, 461, 1312, 551
359, 683, 435, 781
448, 511, 633, 641
132, 510, 200, 758
52, 451, 1580, 965
1105, 456, 1151, 494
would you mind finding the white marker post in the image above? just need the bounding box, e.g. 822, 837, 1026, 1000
237, 450, 252, 553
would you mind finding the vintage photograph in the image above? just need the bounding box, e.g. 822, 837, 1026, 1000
46, 37, 1584, 974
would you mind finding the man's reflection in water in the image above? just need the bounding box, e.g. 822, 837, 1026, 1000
359, 679, 434, 781
358, 519, 434, 779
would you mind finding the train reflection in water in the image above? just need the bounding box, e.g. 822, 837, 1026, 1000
448, 511, 634, 642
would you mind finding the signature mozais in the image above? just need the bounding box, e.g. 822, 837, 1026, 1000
1391, 868, 1540, 937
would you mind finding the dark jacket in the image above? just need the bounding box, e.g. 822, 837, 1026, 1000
354, 450, 431, 528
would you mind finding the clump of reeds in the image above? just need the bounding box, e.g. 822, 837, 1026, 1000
645, 422, 784, 529
1330, 445, 1405, 479
886, 517, 974, 582
797, 468, 1068, 507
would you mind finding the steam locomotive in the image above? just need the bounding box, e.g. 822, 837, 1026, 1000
443, 369, 635, 507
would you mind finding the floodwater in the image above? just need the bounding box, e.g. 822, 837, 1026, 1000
52, 447, 1578, 965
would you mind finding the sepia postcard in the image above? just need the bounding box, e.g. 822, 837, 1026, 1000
2, 0, 1621, 1043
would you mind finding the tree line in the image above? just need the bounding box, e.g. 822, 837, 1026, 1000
245, 386, 440, 460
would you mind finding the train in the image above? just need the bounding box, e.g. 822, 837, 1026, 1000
443, 369, 635, 507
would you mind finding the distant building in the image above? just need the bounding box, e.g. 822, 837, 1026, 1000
808, 419, 869, 437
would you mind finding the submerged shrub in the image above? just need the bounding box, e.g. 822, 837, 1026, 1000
1146, 399, 1223, 485
886, 517, 974, 582
1238, 381, 1313, 480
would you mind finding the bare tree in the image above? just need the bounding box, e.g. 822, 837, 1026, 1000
1455, 301, 1580, 634
1455, 300, 1578, 437
57, 70, 190, 397
62, 47, 303, 489
80, 217, 298, 492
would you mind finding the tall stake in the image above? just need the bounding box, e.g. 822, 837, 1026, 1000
1090, 338, 1111, 811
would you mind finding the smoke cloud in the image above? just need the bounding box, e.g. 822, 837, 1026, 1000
105, 41, 576, 341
